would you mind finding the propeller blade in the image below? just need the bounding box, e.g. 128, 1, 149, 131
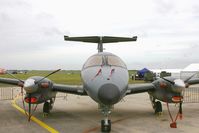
6, 72, 24, 83
0, 69, 24, 83
184, 72, 198, 83
162, 77, 175, 85
28, 93, 31, 122
179, 102, 183, 120
35, 69, 61, 84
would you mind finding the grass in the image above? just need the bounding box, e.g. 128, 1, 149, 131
0, 70, 145, 87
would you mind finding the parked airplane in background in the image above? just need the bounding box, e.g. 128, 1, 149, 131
0, 36, 199, 132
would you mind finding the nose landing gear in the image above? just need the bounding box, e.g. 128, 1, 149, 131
101, 119, 111, 133
100, 105, 113, 133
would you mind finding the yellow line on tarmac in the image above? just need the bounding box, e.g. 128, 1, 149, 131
11, 95, 59, 133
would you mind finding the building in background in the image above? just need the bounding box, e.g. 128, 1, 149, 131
181, 63, 199, 80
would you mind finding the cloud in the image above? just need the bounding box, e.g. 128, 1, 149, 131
0, 0, 199, 69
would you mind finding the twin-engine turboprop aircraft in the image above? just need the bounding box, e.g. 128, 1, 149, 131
0, 36, 199, 132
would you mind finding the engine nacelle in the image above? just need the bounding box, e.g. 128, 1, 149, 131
149, 78, 183, 103
23, 76, 56, 104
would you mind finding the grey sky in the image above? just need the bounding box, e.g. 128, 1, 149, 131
0, 0, 199, 70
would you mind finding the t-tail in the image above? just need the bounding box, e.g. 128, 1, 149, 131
64, 36, 137, 52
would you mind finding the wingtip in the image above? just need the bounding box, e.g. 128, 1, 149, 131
64, 35, 69, 40
132, 36, 137, 41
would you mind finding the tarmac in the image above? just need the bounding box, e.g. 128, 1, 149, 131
0, 88, 199, 133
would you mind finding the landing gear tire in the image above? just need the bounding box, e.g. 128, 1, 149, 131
43, 102, 50, 117
155, 101, 162, 114
101, 120, 111, 133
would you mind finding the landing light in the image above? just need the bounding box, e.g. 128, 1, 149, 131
25, 97, 38, 103
172, 96, 183, 103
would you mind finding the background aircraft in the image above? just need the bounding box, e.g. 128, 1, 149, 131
0, 36, 199, 132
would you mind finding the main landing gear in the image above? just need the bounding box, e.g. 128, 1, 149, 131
100, 105, 112, 133
43, 98, 55, 117
150, 95, 162, 114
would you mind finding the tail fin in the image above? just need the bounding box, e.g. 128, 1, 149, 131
64, 36, 137, 52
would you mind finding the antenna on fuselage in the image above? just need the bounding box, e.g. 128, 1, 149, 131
64, 36, 137, 53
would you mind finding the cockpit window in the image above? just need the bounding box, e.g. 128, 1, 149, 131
83, 54, 127, 69
83, 55, 102, 68
107, 55, 126, 68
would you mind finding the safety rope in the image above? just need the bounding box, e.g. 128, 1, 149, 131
166, 101, 180, 128
164, 94, 183, 128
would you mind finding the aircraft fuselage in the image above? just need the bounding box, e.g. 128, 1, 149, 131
81, 52, 129, 105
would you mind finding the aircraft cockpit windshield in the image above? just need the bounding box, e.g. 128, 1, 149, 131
83, 54, 126, 69
83, 55, 102, 68
107, 55, 126, 68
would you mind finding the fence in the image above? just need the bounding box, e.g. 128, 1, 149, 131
0, 86, 199, 103
0, 87, 14, 100
184, 86, 199, 103
0, 87, 67, 100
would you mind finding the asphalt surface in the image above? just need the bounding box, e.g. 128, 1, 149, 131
0, 88, 199, 133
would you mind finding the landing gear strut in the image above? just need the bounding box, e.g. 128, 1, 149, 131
100, 105, 112, 133
43, 98, 55, 117
150, 95, 162, 114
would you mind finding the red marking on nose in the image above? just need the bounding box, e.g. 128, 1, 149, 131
109, 69, 115, 78
92, 68, 102, 80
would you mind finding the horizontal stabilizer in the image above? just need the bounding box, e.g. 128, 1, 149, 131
64, 36, 137, 43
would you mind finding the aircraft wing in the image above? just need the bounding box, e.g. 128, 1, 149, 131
0, 77, 22, 86
187, 78, 199, 85
126, 83, 155, 95
52, 84, 87, 96
0, 77, 87, 95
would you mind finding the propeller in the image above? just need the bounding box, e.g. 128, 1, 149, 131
34, 69, 61, 85
7, 72, 24, 84
184, 73, 198, 83
0, 69, 24, 85
23, 69, 61, 121
4, 69, 61, 121
162, 77, 175, 85
28, 93, 31, 122
162, 74, 197, 128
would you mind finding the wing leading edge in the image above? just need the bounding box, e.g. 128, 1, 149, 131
52, 84, 87, 96
187, 78, 199, 85
0, 77, 87, 95
126, 83, 155, 95
0, 77, 22, 86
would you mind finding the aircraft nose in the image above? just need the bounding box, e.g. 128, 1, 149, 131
98, 83, 120, 105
